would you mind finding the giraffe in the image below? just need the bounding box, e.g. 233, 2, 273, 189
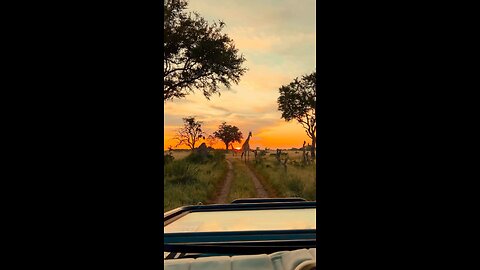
240, 131, 252, 162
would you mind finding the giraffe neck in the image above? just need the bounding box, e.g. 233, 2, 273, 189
241, 134, 251, 151
244, 134, 251, 143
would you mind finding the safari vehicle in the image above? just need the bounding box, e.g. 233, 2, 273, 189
164, 198, 317, 270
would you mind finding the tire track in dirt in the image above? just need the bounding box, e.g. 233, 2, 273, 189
214, 159, 234, 204
243, 161, 269, 198
214, 157, 269, 203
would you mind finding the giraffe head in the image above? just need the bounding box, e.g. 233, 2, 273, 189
248, 131, 252, 137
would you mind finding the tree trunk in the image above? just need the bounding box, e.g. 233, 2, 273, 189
225, 142, 229, 150
310, 135, 315, 159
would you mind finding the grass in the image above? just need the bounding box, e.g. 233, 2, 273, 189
248, 151, 316, 201
163, 151, 227, 212
164, 149, 192, 161
163, 148, 317, 213
227, 159, 257, 202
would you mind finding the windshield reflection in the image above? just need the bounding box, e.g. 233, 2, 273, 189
164, 208, 316, 233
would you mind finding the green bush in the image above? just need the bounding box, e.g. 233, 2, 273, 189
286, 176, 305, 197
165, 159, 199, 184
212, 150, 226, 162
164, 157, 228, 212
185, 150, 225, 164
185, 152, 207, 163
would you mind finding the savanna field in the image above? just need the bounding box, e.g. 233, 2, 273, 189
163, 149, 316, 212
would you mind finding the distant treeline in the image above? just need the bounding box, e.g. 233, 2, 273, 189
166, 146, 315, 152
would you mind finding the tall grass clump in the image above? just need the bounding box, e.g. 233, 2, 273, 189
164, 152, 175, 165
250, 153, 316, 201
184, 150, 226, 164
211, 150, 226, 163
285, 175, 305, 197
164, 150, 227, 212
164, 159, 199, 184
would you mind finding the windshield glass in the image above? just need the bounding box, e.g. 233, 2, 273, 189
165, 208, 316, 233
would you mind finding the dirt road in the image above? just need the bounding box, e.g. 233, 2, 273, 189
244, 161, 269, 197
215, 159, 234, 204
214, 157, 268, 203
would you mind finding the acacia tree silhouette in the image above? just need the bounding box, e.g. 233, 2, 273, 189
173, 116, 205, 151
164, 0, 247, 101
278, 71, 316, 159
213, 122, 243, 151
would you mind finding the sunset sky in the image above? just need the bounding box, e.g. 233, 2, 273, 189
164, 0, 316, 150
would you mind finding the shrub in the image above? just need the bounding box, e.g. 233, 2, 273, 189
165, 159, 199, 184
164, 153, 175, 165
286, 176, 305, 197
185, 152, 208, 163
211, 150, 226, 162
185, 150, 225, 164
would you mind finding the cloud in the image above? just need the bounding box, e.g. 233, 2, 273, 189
229, 28, 314, 52
208, 104, 232, 115
188, 0, 316, 36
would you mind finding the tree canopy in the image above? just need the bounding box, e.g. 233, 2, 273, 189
164, 0, 247, 101
206, 134, 217, 148
173, 116, 205, 150
277, 71, 316, 158
213, 122, 243, 150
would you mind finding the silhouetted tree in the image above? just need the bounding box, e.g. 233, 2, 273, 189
173, 116, 205, 150
206, 134, 217, 148
164, 0, 247, 101
213, 122, 243, 150
278, 71, 316, 158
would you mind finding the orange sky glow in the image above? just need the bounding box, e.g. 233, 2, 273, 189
164, 0, 316, 150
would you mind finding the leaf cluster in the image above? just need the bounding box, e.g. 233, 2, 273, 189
164, 0, 247, 101
213, 122, 243, 148
277, 71, 316, 138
